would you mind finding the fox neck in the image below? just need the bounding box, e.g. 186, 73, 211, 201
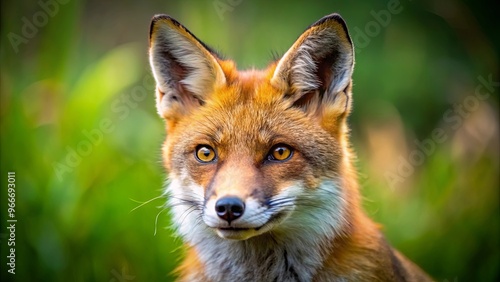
194, 230, 331, 281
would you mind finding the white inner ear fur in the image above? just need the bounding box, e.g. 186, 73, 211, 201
149, 23, 226, 103
272, 27, 353, 97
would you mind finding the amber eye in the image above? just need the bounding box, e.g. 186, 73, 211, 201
195, 145, 216, 163
268, 144, 293, 162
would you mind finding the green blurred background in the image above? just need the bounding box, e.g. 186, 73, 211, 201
1, 0, 498, 281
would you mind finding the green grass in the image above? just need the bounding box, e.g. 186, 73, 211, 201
1, 0, 498, 281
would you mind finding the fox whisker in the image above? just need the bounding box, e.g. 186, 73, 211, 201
154, 208, 167, 236
129, 195, 166, 213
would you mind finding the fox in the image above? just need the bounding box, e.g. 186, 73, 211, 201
148, 13, 433, 282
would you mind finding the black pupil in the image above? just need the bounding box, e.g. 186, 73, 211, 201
202, 148, 211, 157
277, 148, 285, 156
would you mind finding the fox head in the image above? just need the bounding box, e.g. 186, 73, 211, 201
149, 14, 357, 242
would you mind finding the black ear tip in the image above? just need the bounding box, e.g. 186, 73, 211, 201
311, 13, 343, 25
149, 14, 182, 40
151, 14, 170, 21
312, 13, 352, 45
328, 13, 348, 26
151, 14, 182, 26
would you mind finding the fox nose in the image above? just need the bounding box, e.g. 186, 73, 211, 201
215, 197, 245, 223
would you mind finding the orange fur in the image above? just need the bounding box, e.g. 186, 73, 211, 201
149, 13, 432, 281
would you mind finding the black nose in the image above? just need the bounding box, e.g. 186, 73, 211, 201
215, 197, 245, 223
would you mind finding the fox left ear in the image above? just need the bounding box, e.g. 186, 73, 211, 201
271, 13, 354, 119
149, 15, 226, 124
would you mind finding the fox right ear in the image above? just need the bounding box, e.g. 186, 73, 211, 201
271, 14, 354, 121
149, 15, 226, 123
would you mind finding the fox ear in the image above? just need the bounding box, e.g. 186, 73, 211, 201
149, 15, 226, 122
271, 14, 354, 118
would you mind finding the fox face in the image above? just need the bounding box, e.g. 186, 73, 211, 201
167, 89, 347, 242
149, 14, 355, 244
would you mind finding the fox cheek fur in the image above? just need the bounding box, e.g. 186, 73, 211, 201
149, 12, 432, 282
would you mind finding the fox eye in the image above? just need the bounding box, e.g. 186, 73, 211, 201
268, 144, 293, 162
195, 145, 216, 163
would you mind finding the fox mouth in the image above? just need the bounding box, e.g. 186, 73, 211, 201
215, 227, 253, 240
218, 227, 251, 231
214, 212, 286, 240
